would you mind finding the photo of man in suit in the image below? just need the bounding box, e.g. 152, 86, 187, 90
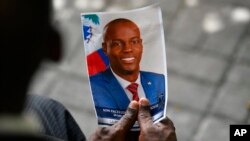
90, 18, 165, 112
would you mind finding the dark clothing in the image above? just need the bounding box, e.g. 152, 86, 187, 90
25, 95, 86, 141
0, 134, 64, 141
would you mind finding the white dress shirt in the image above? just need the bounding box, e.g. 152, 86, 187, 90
110, 68, 146, 101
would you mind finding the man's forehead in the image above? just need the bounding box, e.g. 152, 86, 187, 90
107, 21, 138, 31
105, 18, 138, 28
104, 21, 140, 40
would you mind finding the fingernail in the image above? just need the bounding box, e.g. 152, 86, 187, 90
139, 98, 149, 106
129, 100, 139, 110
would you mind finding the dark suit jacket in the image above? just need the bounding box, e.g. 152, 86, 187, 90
25, 95, 86, 141
90, 68, 165, 110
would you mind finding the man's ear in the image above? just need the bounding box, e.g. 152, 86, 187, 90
102, 42, 107, 55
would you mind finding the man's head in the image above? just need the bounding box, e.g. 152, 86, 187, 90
0, 0, 61, 114
102, 18, 143, 82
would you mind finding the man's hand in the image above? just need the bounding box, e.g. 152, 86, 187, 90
89, 98, 177, 141
89, 101, 139, 141
138, 98, 177, 141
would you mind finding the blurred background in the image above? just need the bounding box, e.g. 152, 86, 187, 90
29, 0, 250, 140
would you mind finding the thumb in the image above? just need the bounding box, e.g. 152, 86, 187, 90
114, 100, 139, 131
138, 98, 153, 130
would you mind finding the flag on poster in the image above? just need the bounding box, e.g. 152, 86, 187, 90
81, 4, 168, 130
82, 14, 109, 76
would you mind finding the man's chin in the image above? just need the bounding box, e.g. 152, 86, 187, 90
122, 68, 138, 75
112, 65, 139, 75
123, 70, 134, 75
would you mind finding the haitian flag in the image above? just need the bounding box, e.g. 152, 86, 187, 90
81, 14, 109, 76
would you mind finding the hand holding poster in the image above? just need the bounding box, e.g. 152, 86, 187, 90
81, 4, 168, 130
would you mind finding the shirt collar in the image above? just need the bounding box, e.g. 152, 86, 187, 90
110, 67, 141, 89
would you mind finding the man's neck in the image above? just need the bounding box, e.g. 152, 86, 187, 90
122, 74, 138, 82
110, 67, 139, 82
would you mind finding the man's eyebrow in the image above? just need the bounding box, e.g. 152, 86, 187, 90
109, 36, 141, 42
110, 39, 123, 42
130, 37, 141, 39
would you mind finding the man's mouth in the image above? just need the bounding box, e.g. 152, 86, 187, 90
121, 57, 135, 63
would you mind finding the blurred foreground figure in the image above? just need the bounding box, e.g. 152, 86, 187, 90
0, 0, 82, 140
0, 0, 61, 113
0, 0, 177, 141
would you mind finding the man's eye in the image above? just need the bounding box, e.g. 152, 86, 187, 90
111, 42, 122, 47
130, 39, 141, 45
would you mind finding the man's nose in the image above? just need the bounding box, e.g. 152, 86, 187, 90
123, 42, 133, 52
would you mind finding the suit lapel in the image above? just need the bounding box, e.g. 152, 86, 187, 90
141, 72, 158, 104
103, 68, 130, 110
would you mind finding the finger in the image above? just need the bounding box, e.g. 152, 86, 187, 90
160, 117, 175, 130
138, 98, 153, 129
88, 127, 109, 140
115, 100, 139, 131
159, 118, 177, 141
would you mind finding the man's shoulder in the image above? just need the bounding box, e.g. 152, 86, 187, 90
90, 68, 111, 80
26, 95, 65, 113
140, 71, 165, 84
90, 72, 102, 79
140, 71, 165, 78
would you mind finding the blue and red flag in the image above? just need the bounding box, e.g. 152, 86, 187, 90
82, 14, 109, 76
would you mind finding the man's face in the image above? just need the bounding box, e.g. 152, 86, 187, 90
103, 21, 143, 77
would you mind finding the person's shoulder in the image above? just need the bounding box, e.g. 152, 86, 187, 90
90, 68, 111, 80
90, 71, 103, 79
89, 72, 104, 83
26, 95, 65, 112
140, 71, 165, 78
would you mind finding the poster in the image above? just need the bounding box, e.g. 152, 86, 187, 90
81, 4, 168, 130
